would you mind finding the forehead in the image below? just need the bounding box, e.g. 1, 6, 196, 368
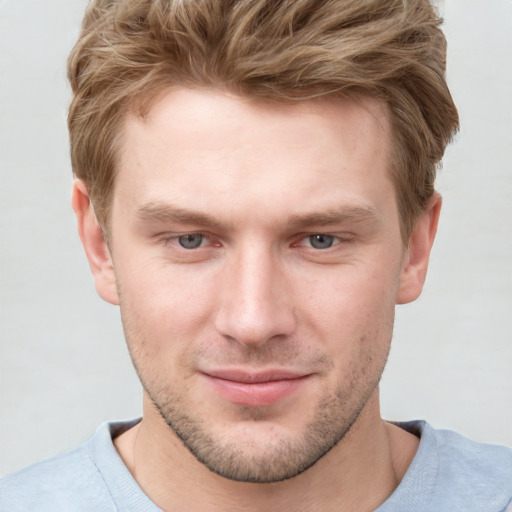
115, 88, 395, 227
127, 88, 390, 156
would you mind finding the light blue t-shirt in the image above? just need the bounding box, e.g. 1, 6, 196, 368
1, 419, 511, 511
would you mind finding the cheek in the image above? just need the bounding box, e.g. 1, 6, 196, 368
119, 256, 215, 320
116, 261, 217, 367
301, 259, 398, 315
295, 263, 398, 358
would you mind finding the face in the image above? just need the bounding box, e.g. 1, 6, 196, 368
102, 89, 411, 482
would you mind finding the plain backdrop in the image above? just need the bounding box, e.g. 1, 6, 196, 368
1, 0, 511, 476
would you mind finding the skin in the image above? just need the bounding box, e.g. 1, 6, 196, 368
73, 88, 441, 511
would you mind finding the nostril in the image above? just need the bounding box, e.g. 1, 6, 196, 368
214, 251, 296, 346
214, 296, 296, 347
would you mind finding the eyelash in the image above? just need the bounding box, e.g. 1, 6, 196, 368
160, 232, 214, 249
159, 232, 350, 251
296, 234, 348, 250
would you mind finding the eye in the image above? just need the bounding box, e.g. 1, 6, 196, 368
178, 233, 205, 249
308, 234, 335, 249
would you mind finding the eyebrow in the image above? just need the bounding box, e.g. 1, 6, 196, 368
135, 202, 381, 231
135, 203, 232, 230
285, 205, 381, 229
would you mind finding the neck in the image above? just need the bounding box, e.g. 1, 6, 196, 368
115, 392, 418, 512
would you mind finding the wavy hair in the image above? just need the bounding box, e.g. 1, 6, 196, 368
68, 0, 459, 239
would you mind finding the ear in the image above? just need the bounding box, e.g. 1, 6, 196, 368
71, 180, 119, 305
396, 193, 442, 305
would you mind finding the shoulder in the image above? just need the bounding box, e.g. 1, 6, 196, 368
0, 444, 115, 512
433, 425, 512, 509
429, 424, 512, 480
398, 421, 512, 512
0, 438, 116, 512
0, 421, 140, 512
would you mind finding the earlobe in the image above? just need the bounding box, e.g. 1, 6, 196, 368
71, 180, 119, 305
396, 193, 442, 305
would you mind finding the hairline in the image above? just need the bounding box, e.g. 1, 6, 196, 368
96, 85, 418, 245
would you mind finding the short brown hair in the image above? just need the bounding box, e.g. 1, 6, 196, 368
68, 0, 459, 240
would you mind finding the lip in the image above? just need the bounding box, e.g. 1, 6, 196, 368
200, 369, 311, 407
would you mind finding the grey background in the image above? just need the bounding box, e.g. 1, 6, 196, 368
1, 0, 511, 476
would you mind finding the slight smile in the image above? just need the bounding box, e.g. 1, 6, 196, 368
201, 370, 312, 407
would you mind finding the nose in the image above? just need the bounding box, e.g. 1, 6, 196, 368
214, 243, 296, 347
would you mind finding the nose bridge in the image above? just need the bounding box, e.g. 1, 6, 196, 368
214, 238, 295, 346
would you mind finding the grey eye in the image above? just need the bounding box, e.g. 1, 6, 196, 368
178, 234, 204, 249
309, 234, 334, 249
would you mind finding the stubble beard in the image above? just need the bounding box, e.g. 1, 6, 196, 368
120, 296, 391, 484
133, 338, 388, 484
146, 380, 377, 483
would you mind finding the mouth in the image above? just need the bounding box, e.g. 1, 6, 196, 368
200, 369, 312, 407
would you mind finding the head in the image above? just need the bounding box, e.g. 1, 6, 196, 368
69, 0, 458, 484
69, 0, 458, 241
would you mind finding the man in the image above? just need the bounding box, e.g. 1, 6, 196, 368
1, 0, 511, 510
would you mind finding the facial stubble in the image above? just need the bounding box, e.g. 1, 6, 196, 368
147, 376, 378, 483
122, 320, 390, 484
